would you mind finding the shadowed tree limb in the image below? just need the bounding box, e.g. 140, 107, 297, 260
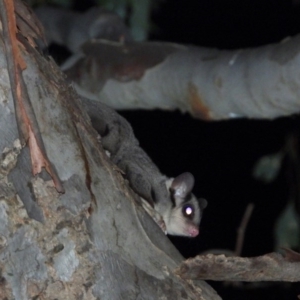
175, 249, 300, 281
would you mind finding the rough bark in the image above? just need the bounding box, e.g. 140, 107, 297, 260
0, 1, 220, 299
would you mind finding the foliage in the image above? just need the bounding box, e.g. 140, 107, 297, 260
253, 151, 284, 183
275, 201, 300, 250
253, 135, 300, 251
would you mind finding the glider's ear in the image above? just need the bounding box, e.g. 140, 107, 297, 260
170, 172, 195, 199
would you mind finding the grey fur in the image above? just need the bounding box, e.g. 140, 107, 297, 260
81, 98, 206, 236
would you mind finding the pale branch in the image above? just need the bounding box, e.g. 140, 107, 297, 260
64, 38, 300, 121
35, 6, 300, 120
175, 250, 300, 282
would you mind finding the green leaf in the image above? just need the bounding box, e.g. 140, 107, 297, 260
274, 201, 300, 250
253, 152, 284, 183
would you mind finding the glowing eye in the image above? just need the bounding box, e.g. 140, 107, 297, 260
182, 204, 194, 219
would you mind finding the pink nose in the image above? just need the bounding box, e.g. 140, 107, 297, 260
188, 226, 199, 237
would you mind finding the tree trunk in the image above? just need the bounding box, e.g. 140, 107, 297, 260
0, 1, 220, 299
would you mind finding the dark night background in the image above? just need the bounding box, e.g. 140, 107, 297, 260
129, 1, 300, 299
52, 0, 300, 298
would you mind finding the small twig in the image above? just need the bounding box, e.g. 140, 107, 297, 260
234, 203, 255, 256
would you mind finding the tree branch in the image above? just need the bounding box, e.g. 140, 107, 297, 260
36, 6, 300, 120
63, 37, 300, 120
176, 250, 300, 282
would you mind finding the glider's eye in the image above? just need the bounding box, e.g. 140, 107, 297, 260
182, 204, 194, 220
